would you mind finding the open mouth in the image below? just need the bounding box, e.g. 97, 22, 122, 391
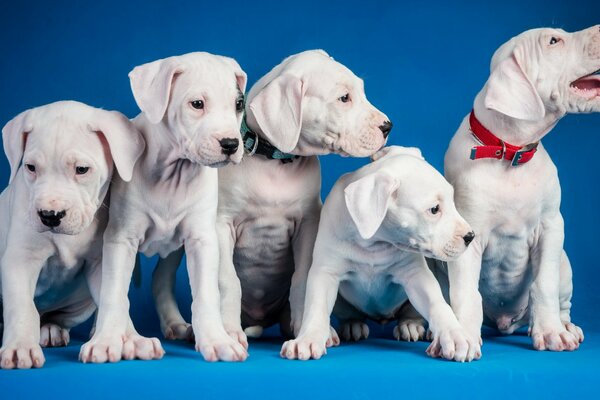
570, 68, 600, 99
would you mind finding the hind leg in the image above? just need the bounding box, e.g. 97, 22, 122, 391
394, 301, 428, 342
152, 247, 194, 342
333, 295, 369, 342
558, 251, 584, 343
40, 292, 97, 348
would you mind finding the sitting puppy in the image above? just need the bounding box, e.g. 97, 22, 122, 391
80, 52, 248, 363
0, 101, 144, 369
151, 50, 392, 348
281, 146, 479, 362
432, 26, 600, 353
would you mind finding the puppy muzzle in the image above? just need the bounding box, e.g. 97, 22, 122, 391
37, 209, 66, 228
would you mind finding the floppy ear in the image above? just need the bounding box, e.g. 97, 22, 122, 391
484, 48, 545, 121
129, 57, 183, 124
2, 109, 34, 183
89, 110, 145, 182
371, 146, 423, 162
249, 74, 305, 153
344, 171, 398, 240
222, 57, 248, 94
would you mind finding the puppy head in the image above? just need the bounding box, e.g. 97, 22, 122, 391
129, 52, 247, 167
246, 50, 391, 157
344, 147, 474, 261
484, 25, 600, 121
2, 101, 145, 235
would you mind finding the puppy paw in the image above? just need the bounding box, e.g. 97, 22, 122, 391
281, 335, 327, 360
164, 322, 194, 342
122, 333, 165, 361
339, 320, 369, 342
0, 342, 45, 369
326, 326, 340, 347
563, 322, 584, 343
79, 334, 124, 363
196, 335, 248, 362
225, 327, 248, 350
393, 318, 427, 342
530, 322, 581, 351
426, 328, 481, 362
40, 323, 70, 347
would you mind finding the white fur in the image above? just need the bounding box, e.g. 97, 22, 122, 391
437, 26, 599, 353
280, 146, 478, 362
151, 50, 391, 349
80, 52, 249, 363
0, 101, 144, 369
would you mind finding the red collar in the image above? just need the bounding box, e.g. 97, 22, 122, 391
468, 111, 538, 166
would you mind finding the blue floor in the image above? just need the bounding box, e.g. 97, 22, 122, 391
2, 321, 598, 399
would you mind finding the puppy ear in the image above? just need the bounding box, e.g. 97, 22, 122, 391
484, 48, 545, 121
344, 171, 398, 240
221, 56, 248, 94
89, 110, 145, 182
2, 109, 33, 183
249, 74, 305, 153
371, 146, 423, 162
129, 57, 183, 124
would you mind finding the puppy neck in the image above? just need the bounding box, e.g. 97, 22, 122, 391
473, 89, 561, 146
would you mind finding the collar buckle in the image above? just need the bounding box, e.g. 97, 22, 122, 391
511, 142, 539, 166
244, 132, 259, 156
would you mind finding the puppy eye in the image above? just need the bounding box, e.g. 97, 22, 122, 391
236, 98, 245, 112
430, 204, 440, 215
25, 163, 36, 173
339, 93, 350, 103
190, 100, 204, 110
75, 166, 90, 175
549, 37, 560, 45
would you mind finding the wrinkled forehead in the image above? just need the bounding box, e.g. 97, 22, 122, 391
173, 58, 241, 99
387, 156, 452, 203
289, 53, 363, 91
24, 117, 105, 160
491, 28, 570, 68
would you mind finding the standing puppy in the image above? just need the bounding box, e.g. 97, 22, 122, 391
437, 26, 600, 353
0, 101, 144, 369
80, 52, 249, 363
281, 146, 478, 362
152, 50, 392, 348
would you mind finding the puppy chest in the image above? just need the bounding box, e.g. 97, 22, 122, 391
234, 216, 297, 264
339, 269, 407, 319
34, 258, 87, 299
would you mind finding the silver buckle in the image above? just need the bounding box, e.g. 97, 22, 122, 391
245, 134, 259, 156
511, 142, 538, 166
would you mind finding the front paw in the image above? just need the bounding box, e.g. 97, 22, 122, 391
122, 333, 165, 361
326, 326, 340, 347
224, 325, 249, 350
0, 342, 45, 369
163, 322, 194, 342
40, 323, 70, 347
426, 328, 481, 362
393, 318, 427, 342
530, 322, 581, 351
281, 335, 327, 360
196, 335, 248, 362
339, 320, 369, 342
80, 334, 124, 363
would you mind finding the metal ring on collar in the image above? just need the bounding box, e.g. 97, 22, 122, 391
246, 134, 259, 156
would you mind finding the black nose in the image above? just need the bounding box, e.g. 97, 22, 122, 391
379, 121, 393, 138
38, 209, 66, 227
463, 231, 475, 246
220, 138, 239, 156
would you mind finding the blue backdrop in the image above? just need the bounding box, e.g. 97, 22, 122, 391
0, 1, 599, 398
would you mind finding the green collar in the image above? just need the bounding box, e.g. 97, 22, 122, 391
241, 115, 298, 163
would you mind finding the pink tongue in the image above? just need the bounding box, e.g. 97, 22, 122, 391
573, 77, 600, 90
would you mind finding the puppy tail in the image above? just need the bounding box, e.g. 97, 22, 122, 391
244, 326, 264, 338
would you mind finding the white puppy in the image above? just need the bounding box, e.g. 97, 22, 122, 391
280, 146, 478, 362
80, 52, 249, 363
0, 101, 144, 369
434, 26, 600, 353
151, 50, 392, 348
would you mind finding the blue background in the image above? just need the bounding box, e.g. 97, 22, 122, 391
1, 0, 599, 398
